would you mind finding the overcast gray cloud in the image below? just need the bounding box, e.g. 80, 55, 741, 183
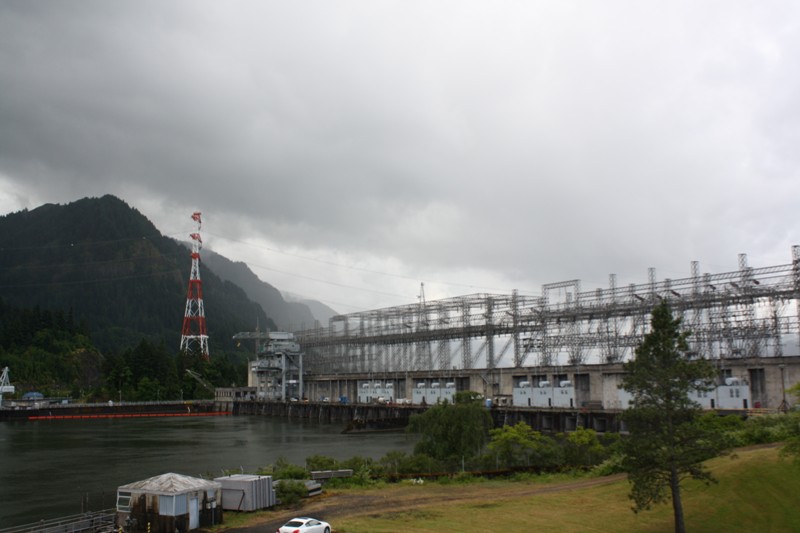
1, 1, 799, 312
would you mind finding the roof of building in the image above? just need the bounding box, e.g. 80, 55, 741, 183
118, 473, 220, 495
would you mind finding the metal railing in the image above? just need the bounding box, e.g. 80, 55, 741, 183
0, 509, 116, 533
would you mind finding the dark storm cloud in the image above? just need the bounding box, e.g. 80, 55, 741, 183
1, 1, 800, 310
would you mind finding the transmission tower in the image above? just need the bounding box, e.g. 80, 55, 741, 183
180, 211, 209, 359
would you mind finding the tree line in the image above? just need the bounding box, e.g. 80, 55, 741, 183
0, 298, 247, 401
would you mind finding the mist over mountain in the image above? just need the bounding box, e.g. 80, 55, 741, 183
0, 195, 331, 353
200, 248, 336, 331
282, 292, 338, 326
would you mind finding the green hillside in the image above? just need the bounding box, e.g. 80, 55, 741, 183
0, 195, 272, 354
0, 195, 289, 399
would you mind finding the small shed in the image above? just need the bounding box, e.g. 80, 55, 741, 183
213, 474, 275, 511
116, 472, 222, 532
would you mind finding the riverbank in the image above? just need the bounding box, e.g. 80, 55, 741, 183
210, 445, 796, 533
0, 415, 417, 527
0, 400, 221, 421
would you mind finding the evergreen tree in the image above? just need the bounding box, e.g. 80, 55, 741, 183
621, 301, 728, 533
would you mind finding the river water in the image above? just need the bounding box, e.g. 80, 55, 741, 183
0, 415, 418, 527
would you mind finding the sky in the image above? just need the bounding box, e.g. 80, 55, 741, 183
1, 1, 799, 314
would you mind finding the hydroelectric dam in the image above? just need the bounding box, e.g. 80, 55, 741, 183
221, 248, 800, 433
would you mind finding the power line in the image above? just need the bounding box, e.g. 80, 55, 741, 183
205, 230, 537, 296
246, 261, 411, 300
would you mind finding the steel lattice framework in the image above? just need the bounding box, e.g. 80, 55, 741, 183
180, 211, 209, 359
296, 247, 800, 373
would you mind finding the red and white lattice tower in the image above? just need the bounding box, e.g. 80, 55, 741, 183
180, 211, 209, 359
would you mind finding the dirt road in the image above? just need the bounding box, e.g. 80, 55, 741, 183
221, 474, 625, 532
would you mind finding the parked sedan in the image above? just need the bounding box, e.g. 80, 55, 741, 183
277, 517, 331, 533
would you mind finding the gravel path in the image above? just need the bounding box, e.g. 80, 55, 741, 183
219, 474, 626, 532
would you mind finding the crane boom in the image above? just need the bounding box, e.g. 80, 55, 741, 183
185, 369, 215, 394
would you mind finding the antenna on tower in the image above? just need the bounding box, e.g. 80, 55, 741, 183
418, 282, 428, 327
180, 211, 210, 359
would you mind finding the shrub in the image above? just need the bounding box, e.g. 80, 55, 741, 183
339, 455, 383, 482
306, 454, 338, 471
737, 414, 797, 445
487, 422, 563, 471
274, 463, 308, 480
397, 453, 444, 476
272, 457, 309, 480
559, 427, 607, 469
591, 452, 626, 477
275, 479, 307, 507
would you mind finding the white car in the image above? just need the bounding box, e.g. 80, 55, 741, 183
276, 517, 331, 533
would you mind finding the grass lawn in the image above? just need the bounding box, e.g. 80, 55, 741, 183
334, 446, 800, 533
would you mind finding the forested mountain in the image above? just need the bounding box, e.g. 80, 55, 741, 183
0, 301, 102, 393
201, 248, 336, 331
0, 194, 342, 399
0, 195, 273, 354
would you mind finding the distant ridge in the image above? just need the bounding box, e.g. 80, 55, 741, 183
200, 247, 337, 331
283, 292, 338, 326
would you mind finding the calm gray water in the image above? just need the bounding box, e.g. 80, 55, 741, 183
0, 415, 418, 527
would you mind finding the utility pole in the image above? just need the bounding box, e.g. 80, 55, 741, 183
778, 364, 788, 413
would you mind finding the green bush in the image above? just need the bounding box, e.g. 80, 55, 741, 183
271, 456, 309, 480
591, 452, 626, 477
486, 422, 564, 471
379, 451, 444, 477
274, 463, 308, 480
275, 479, 307, 507
378, 450, 408, 477
737, 414, 797, 445
340, 455, 382, 483
778, 411, 800, 463
306, 454, 338, 471
559, 427, 607, 469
